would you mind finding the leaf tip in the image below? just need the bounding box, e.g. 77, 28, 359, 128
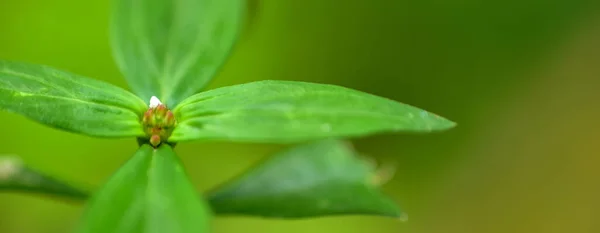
444, 119, 458, 129
398, 212, 409, 222
0, 156, 23, 180
361, 156, 397, 186
383, 204, 406, 220
370, 163, 397, 187
430, 114, 457, 132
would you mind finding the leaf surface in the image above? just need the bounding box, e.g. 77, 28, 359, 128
207, 139, 403, 218
77, 144, 211, 233
0, 156, 88, 201
0, 61, 146, 137
171, 80, 455, 143
111, 0, 245, 107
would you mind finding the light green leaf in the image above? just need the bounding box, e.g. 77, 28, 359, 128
0, 156, 89, 201
111, 0, 245, 107
0, 61, 147, 138
171, 80, 456, 143
207, 139, 403, 218
77, 144, 211, 233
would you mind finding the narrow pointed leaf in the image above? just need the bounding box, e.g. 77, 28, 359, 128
0, 61, 147, 138
171, 80, 456, 143
207, 139, 402, 218
111, 0, 245, 107
0, 156, 88, 201
77, 145, 211, 233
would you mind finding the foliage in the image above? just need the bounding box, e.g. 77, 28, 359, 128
0, 0, 455, 232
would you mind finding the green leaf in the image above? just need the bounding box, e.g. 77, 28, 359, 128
0, 156, 89, 201
111, 0, 245, 107
207, 139, 403, 218
77, 144, 211, 233
171, 80, 456, 143
0, 61, 147, 138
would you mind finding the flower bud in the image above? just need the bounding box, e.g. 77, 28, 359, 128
150, 128, 161, 135
143, 96, 176, 147
149, 134, 161, 147
165, 111, 175, 125
156, 104, 167, 115
142, 110, 152, 125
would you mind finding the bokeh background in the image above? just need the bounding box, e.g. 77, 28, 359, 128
1, 0, 600, 232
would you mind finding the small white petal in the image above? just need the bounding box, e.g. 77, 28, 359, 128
149, 96, 162, 108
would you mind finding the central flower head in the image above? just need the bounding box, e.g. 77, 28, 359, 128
142, 96, 176, 147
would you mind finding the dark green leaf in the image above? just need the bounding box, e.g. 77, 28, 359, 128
0, 61, 146, 138
207, 139, 403, 218
0, 156, 89, 201
111, 0, 245, 107
171, 80, 456, 143
76, 144, 211, 233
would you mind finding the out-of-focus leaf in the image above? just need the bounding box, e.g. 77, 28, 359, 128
1, 141, 403, 220
76, 144, 211, 233
111, 0, 245, 107
0, 156, 88, 201
0, 61, 146, 138
207, 139, 403, 218
171, 80, 455, 143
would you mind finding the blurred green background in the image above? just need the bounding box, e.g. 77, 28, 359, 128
1, 0, 600, 232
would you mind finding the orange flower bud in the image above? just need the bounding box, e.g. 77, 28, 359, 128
150, 134, 161, 147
